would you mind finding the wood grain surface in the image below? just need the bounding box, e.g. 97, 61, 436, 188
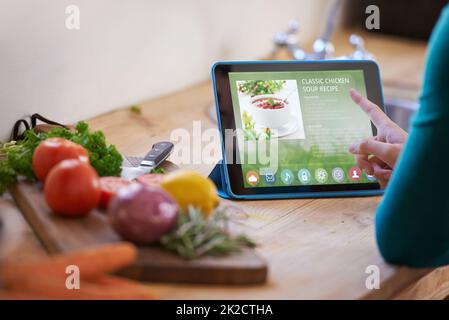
0, 197, 47, 265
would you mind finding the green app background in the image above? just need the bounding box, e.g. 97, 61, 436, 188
228, 70, 376, 187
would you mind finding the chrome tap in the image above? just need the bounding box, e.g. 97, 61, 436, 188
272, 0, 342, 60
348, 34, 375, 60
271, 0, 375, 61
311, 38, 335, 60
272, 20, 307, 60
309, 0, 342, 60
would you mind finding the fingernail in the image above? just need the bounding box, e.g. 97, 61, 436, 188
349, 88, 361, 100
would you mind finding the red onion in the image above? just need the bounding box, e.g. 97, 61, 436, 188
108, 183, 178, 244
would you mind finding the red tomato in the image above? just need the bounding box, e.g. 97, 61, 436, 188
44, 159, 100, 217
98, 177, 131, 209
32, 138, 89, 182
136, 174, 165, 188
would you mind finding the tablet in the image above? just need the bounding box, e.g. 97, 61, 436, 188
211, 60, 384, 199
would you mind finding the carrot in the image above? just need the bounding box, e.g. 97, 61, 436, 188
93, 275, 157, 299
3, 275, 155, 300
94, 274, 144, 287
0, 242, 153, 300
0, 290, 50, 300
2, 288, 154, 300
0, 242, 137, 286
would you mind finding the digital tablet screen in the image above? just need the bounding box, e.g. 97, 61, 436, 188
228, 70, 377, 188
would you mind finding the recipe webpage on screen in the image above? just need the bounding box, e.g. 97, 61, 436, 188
228, 70, 376, 188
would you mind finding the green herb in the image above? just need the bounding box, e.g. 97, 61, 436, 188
149, 167, 165, 174
0, 122, 123, 195
160, 206, 256, 260
130, 105, 142, 115
267, 98, 281, 107
238, 80, 285, 96
242, 111, 271, 141
0, 158, 17, 194
264, 127, 272, 140
242, 111, 257, 140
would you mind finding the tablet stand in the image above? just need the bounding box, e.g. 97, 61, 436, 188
208, 160, 232, 199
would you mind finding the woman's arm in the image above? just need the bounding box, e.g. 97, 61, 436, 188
376, 5, 449, 267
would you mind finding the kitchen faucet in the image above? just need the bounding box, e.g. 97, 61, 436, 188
272, 20, 307, 60
347, 34, 375, 60
271, 0, 374, 61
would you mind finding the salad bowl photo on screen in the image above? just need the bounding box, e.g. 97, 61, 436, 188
236, 80, 306, 139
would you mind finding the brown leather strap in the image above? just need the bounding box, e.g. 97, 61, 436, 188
10, 113, 69, 141
30, 113, 68, 129
11, 119, 31, 141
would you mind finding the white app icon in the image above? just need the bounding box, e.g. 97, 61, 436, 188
281, 169, 294, 185
248, 175, 258, 183
315, 168, 328, 183
298, 169, 311, 184
332, 167, 345, 183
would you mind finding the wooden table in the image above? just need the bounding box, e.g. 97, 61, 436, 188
2, 30, 449, 299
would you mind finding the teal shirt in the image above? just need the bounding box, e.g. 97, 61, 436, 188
376, 5, 449, 267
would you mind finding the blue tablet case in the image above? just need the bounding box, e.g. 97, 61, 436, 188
208, 161, 233, 200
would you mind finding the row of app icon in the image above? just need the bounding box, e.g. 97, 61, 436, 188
246, 167, 376, 186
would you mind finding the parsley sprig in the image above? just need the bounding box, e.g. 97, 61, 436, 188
0, 122, 122, 194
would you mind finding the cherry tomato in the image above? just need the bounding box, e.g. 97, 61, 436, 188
98, 177, 131, 209
136, 174, 165, 188
44, 159, 100, 217
32, 138, 89, 182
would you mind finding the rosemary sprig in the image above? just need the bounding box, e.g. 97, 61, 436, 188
160, 206, 256, 260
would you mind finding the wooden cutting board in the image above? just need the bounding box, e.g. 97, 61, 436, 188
9, 161, 267, 285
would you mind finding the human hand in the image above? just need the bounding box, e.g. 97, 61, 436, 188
348, 89, 408, 188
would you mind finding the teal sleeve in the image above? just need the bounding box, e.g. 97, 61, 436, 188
375, 5, 449, 268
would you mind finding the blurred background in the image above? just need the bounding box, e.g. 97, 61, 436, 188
0, 0, 448, 141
